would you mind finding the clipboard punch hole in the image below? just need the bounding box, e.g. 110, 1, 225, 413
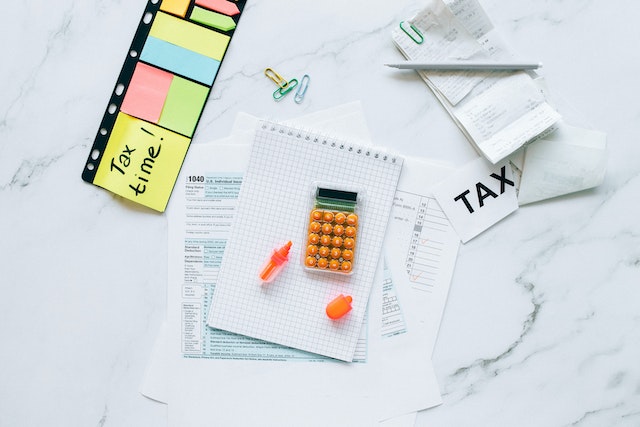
91, 149, 101, 161
108, 104, 117, 114
115, 83, 125, 96
143, 12, 153, 24
129, 50, 138, 58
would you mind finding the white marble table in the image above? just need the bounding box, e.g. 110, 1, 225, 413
2, 0, 639, 425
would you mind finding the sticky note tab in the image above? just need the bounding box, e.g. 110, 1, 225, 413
158, 76, 209, 137
141, 36, 221, 86
93, 113, 190, 212
149, 11, 231, 61
160, 0, 191, 17
195, 0, 240, 16
120, 63, 174, 123
82, 0, 248, 212
190, 7, 237, 31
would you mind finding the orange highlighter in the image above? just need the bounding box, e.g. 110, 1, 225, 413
259, 241, 292, 283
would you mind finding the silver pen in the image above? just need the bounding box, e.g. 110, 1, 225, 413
384, 61, 542, 71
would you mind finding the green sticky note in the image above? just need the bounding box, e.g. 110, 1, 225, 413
158, 76, 209, 137
190, 7, 237, 31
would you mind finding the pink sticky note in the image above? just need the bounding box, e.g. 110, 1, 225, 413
195, 0, 240, 16
120, 63, 174, 124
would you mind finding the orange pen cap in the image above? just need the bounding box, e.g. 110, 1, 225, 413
326, 294, 353, 319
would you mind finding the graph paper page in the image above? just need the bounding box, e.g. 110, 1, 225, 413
207, 121, 403, 361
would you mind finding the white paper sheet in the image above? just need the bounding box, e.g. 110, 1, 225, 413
206, 122, 403, 362
384, 157, 460, 354
139, 321, 168, 404
453, 73, 560, 164
159, 104, 443, 426
431, 157, 518, 242
517, 123, 607, 205
392, 0, 488, 105
444, 0, 494, 39
167, 142, 441, 426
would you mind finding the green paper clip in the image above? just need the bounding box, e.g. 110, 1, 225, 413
273, 78, 298, 101
294, 74, 310, 104
400, 21, 424, 44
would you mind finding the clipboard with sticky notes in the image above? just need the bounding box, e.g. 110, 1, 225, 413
82, 0, 247, 212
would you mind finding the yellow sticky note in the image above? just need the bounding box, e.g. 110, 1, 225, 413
150, 11, 230, 61
160, 0, 191, 17
94, 113, 190, 212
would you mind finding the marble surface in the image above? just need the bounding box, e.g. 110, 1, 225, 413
2, 0, 639, 425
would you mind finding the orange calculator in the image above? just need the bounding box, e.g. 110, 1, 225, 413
304, 187, 359, 274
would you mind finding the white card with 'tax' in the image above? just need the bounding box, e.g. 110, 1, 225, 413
432, 157, 518, 243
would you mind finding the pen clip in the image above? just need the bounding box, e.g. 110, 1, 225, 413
399, 21, 424, 44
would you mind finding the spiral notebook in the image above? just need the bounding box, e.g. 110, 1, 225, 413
207, 121, 403, 361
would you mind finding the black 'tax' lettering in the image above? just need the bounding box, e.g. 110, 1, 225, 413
476, 182, 498, 207
489, 166, 515, 194
454, 189, 474, 213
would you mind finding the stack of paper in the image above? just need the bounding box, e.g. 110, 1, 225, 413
207, 119, 403, 362
140, 103, 462, 426
391, 0, 560, 164
392, 0, 607, 236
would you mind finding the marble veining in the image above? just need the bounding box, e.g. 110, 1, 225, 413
2, 0, 640, 426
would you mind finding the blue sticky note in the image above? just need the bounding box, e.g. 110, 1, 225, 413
140, 36, 220, 86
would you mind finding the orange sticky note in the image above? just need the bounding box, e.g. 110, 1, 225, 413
160, 0, 191, 17
120, 63, 173, 124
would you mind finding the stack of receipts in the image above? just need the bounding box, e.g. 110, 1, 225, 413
392, 0, 606, 207
391, 0, 561, 164
139, 102, 461, 426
